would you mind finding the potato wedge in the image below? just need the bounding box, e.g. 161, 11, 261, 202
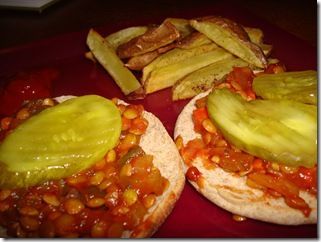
125, 51, 160, 71
244, 27, 264, 44
176, 32, 213, 49
260, 44, 273, 56
172, 56, 249, 100
85, 26, 148, 62
244, 27, 273, 56
267, 58, 280, 64
86, 29, 141, 95
106, 26, 148, 49
125, 43, 176, 70
190, 16, 267, 68
117, 21, 180, 58
142, 43, 219, 82
84, 51, 97, 63
165, 18, 194, 38
144, 47, 232, 94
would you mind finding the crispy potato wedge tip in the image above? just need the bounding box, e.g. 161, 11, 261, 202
267, 58, 280, 64
117, 21, 180, 58
244, 27, 264, 44
190, 16, 267, 68
260, 44, 273, 56
244, 27, 273, 56
172, 57, 249, 100
144, 48, 232, 94
142, 43, 219, 83
164, 18, 194, 38
86, 29, 141, 95
84, 51, 97, 63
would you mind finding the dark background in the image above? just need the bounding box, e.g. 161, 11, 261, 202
0, 0, 317, 50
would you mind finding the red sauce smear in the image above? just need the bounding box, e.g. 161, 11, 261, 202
0, 68, 58, 117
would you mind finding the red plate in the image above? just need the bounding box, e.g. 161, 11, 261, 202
0, 2, 317, 238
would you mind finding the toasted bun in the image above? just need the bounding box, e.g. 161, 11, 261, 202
0, 95, 185, 238
174, 90, 317, 225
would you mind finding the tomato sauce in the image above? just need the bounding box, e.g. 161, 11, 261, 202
0, 68, 58, 118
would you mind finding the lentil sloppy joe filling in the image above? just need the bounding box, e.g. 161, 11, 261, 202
177, 65, 317, 218
0, 98, 169, 238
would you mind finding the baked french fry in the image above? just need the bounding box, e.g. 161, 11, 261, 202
84, 51, 96, 62
190, 16, 267, 68
106, 26, 148, 49
117, 21, 180, 58
86, 29, 141, 95
176, 32, 213, 49
244, 27, 273, 56
126, 43, 176, 71
125, 51, 160, 71
172, 57, 249, 100
260, 44, 273, 56
244, 27, 264, 44
142, 43, 219, 82
85, 26, 148, 61
144, 47, 232, 94
267, 58, 279, 64
165, 18, 194, 38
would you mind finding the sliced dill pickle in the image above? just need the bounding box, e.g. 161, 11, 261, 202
253, 70, 317, 105
207, 88, 317, 168
0, 95, 121, 189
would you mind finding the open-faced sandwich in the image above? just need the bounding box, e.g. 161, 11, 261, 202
174, 66, 317, 225
0, 94, 185, 238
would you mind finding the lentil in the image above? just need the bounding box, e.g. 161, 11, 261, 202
43, 194, 60, 207
64, 198, 84, 215
42, 98, 55, 106
19, 206, 39, 216
232, 214, 247, 222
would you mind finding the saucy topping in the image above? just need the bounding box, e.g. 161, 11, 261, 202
0, 98, 169, 237
179, 66, 317, 217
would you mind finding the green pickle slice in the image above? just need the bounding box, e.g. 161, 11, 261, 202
207, 88, 317, 168
252, 70, 317, 105
0, 95, 121, 189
